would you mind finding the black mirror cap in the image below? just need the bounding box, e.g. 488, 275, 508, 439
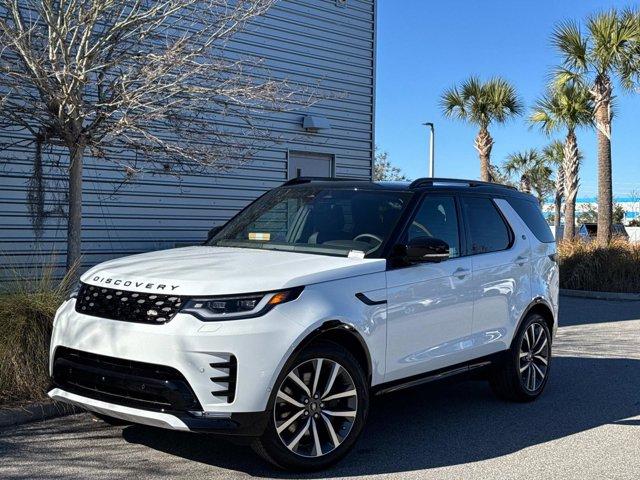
394, 237, 450, 264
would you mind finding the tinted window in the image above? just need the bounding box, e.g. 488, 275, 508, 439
462, 197, 511, 254
406, 196, 460, 258
209, 187, 412, 257
508, 198, 554, 243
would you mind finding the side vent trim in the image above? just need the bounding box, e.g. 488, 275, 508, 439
209, 355, 237, 403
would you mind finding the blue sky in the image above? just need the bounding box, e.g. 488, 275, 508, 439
375, 0, 640, 199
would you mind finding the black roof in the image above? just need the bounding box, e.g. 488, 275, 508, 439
282, 176, 533, 200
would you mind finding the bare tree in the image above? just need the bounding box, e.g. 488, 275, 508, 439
0, 0, 311, 272
373, 149, 409, 182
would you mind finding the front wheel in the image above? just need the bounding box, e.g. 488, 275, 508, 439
252, 341, 369, 471
490, 313, 552, 402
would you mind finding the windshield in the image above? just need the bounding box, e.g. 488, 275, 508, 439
208, 187, 412, 257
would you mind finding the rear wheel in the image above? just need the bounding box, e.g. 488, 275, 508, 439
490, 313, 552, 402
252, 341, 369, 471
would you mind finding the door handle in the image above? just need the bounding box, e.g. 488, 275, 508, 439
453, 267, 470, 279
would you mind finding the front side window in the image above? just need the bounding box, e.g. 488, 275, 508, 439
462, 196, 511, 254
405, 195, 460, 258
208, 187, 412, 257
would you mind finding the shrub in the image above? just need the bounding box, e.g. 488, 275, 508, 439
558, 238, 640, 293
0, 262, 74, 404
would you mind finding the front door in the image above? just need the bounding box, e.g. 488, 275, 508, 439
385, 194, 474, 382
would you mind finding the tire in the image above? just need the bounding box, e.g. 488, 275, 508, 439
490, 313, 552, 402
252, 340, 369, 471
92, 412, 132, 427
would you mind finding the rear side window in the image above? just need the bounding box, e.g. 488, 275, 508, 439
508, 198, 554, 243
462, 197, 511, 254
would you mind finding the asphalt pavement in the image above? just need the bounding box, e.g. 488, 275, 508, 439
1, 295, 639, 480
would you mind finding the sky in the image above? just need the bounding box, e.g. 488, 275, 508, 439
375, 0, 640, 200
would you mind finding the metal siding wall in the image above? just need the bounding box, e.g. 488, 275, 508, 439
0, 0, 375, 273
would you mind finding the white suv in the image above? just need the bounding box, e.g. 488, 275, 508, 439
49, 177, 558, 470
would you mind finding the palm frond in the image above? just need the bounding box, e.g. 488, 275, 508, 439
440, 85, 467, 120
552, 20, 588, 72
440, 76, 521, 127
530, 78, 594, 135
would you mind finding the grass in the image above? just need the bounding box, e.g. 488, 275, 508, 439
558, 238, 640, 293
0, 262, 75, 404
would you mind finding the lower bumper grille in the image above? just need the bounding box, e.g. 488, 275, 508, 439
52, 347, 202, 413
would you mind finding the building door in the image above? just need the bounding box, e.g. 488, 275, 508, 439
288, 152, 334, 179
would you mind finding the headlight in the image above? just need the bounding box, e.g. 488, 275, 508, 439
181, 286, 303, 321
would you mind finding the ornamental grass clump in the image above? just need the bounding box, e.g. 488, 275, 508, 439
0, 262, 75, 404
558, 238, 640, 293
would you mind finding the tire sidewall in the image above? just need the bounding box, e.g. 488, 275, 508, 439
258, 341, 369, 470
511, 314, 552, 398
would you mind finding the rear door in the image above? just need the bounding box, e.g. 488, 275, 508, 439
461, 196, 532, 357
385, 194, 474, 381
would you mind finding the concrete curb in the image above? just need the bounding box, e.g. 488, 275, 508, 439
0, 401, 81, 428
560, 288, 640, 301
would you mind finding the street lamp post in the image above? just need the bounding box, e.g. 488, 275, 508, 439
423, 122, 435, 177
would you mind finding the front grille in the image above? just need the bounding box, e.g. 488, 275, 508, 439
52, 347, 202, 412
75, 283, 188, 324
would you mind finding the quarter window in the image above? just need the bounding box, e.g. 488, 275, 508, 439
406, 196, 460, 258
507, 198, 554, 243
462, 197, 511, 254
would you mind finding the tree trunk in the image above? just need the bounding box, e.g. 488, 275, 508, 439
474, 126, 493, 182
554, 194, 562, 241
594, 74, 613, 245
520, 174, 532, 194
66, 144, 84, 274
563, 130, 580, 241
554, 163, 564, 241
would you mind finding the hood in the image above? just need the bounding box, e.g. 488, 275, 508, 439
81, 246, 386, 296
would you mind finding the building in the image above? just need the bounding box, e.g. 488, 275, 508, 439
0, 0, 377, 274
543, 196, 640, 226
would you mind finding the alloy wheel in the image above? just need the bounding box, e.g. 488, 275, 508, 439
273, 358, 358, 458
519, 322, 549, 392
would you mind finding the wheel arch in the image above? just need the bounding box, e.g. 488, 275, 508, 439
513, 297, 555, 347
289, 320, 373, 386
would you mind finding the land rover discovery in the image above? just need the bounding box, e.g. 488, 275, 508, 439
49, 177, 558, 470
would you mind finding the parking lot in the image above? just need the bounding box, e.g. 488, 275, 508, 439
1, 295, 640, 480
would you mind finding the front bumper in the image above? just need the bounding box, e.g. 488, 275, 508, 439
48, 388, 268, 436
49, 293, 313, 423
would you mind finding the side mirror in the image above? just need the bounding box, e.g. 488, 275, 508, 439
206, 225, 223, 243
395, 237, 450, 263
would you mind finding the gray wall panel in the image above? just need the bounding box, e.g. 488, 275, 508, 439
0, 0, 375, 274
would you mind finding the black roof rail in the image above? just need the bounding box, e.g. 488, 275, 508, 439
282, 176, 357, 186
409, 177, 517, 190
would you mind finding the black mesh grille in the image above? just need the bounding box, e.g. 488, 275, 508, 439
53, 347, 202, 412
75, 283, 188, 324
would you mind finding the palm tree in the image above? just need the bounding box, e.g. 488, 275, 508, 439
541, 141, 566, 239
530, 81, 593, 240
441, 76, 522, 182
552, 9, 640, 244
504, 149, 553, 205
